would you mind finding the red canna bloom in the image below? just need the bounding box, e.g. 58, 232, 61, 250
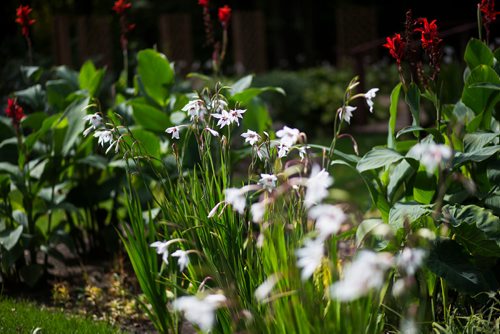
218, 5, 231, 26
112, 0, 132, 15
15, 5, 36, 38
479, 0, 500, 24
414, 18, 441, 50
198, 0, 209, 7
383, 33, 405, 64
5, 98, 25, 129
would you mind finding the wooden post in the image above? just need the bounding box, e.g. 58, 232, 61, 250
76, 15, 114, 69
51, 15, 73, 66
158, 14, 193, 73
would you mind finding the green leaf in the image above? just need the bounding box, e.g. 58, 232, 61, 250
469, 82, 500, 90
464, 38, 494, 69
137, 49, 174, 107
124, 128, 161, 161
452, 101, 475, 124
230, 75, 253, 95
387, 159, 417, 203
130, 99, 171, 132
232, 87, 285, 106
24, 114, 60, 151
170, 111, 186, 125
396, 126, 442, 140
463, 132, 499, 152
20, 65, 43, 82
0, 225, 23, 251
61, 97, 90, 156
442, 204, 500, 257
76, 154, 108, 169
19, 264, 44, 287
14, 84, 46, 111
356, 148, 404, 173
20, 112, 47, 130
453, 145, 500, 166
405, 83, 420, 126
484, 190, 500, 216
242, 98, 272, 133
46, 79, 74, 111
387, 83, 402, 148
427, 239, 498, 294
79, 60, 105, 97
389, 202, 432, 230
462, 65, 500, 115
355, 218, 384, 247
413, 169, 436, 204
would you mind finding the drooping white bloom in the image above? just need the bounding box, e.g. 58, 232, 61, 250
396, 248, 426, 276
211, 98, 228, 113
277, 143, 290, 158
94, 130, 113, 147
171, 249, 190, 271
276, 126, 300, 147
241, 130, 261, 146
258, 173, 278, 192
205, 127, 219, 137
364, 88, 379, 113
304, 165, 333, 208
166, 126, 181, 140
212, 110, 232, 129
339, 106, 357, 124
224, 187, 247, 214
298, 146, 308, 161
229, 109, 246, 126
83, 113, 103, 136
172, 294, 227, 333
251, 201, 266, 223
255, 274, 279, 302
296, 238, 324, 281
150, 240, 175, 264
330, 251, 393, 301
182, 99, 207, 121
400, 318, 419, 334
408, 143, 453, 175
308, 204, 346, 239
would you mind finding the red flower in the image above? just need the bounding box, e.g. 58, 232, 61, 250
383, 33, 405, 64
479, 0, 500, 24
414, 18, 441, 49
15, 5, 36, 38
218, 5, 231, 26
112, 0, 132, 15
198, 0, 209, 7
5, 98, 25, 129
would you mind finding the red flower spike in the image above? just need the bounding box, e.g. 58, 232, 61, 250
15, 5, 36, 38
479, 0, 500, 23
383, 33, 405, 64
198, 0, 209, 7
5, 98, 25, 129
112, 0, 132, 15
218, 5, 231, 26
414, 18, 441, 50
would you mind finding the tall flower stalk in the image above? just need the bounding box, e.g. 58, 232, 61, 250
15, 5, 36, 64
113, 0, 135, 86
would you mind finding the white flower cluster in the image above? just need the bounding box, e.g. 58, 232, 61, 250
409, 142, 453, 175
82, 113, 121, 154
172, 293, 227, 333
150, 239, 191, 271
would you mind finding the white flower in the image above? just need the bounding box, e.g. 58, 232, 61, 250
330, 251, 393, 301
276, 126, 300, 147
409, 143, 453, 175
182, 99, 207, 121
224, 187, 247, 214
83, 113, 103, 128
212, 110, 232, 129
211, 98, 228, 113
251, 201, 266, 223
296, 238, 324, 281
298, 146, 308, 161
308, 204, 346, 239
150, 240, 172, 264
172, 294, 226, 333
205, 127, 219, 137
339, 106, 357, 124
171, 249, 190, 271
304, 165, 333, 208
94, 130, 113, 147
229, 109, 246, 126
241, 130, 261, 146
255, 274, 279, 302
258, 173, 277, 192
364, 88, 379, 113
165, 126, 181, 140
277, 143, 289, 158
396, 248, 426, 276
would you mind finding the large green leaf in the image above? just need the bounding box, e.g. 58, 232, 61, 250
124, 128, 161, 161
241, 98, 272, 133
355, 218, 385, 248
413, 168, 436, 204
464, 38, 494, 69
130, 99, 171, 132
0, 225, 23, 251
427, 239, 498, 294
230, 74, 253, 95
442, 204, 500, 257
61, 97, 90, 156
232, 87, 285, 106
462, 65, 500, 115
405, 83, 420, 126
463, 132, 499, 152
453, 145, 500, 166
14, 84, 46, 111
137, 49, 174, 107
357, 148, 404, 173
389, 202, 432, 230
79, 60, 105, 97
387, 159, 417, 203
46, 79, 75, 111
387, 83, 402, 148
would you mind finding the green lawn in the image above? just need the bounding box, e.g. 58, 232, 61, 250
0, 298, 121, 334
